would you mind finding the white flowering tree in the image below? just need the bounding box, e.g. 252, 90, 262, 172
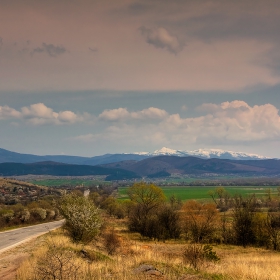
59, 194, 101, 243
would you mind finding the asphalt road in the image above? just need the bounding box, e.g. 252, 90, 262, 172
0, 220, 64, 254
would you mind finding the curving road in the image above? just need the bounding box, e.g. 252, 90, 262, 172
0, 220, 64, 254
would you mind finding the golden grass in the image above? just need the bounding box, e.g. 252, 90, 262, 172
16, 225, 280, 280
210, 246, 280, 280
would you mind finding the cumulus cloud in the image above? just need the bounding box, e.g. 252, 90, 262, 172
98, 107, 168, 121
22, 103, 86, 125
0, 105, 21, 119
99, 108, 130, 121
0, 103, 88, 125
166, 101, 280, 143
76, 101, 280, 149
139, 26, 184, 54
31, 43, 67, 57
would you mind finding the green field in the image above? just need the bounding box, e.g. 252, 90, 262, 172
118, 185, 278, 201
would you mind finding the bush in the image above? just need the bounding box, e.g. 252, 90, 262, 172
183, 243, 220, 271
182, 200, 218, 243
34, 240, 81, 280
59, 193, 102, 243
103, 228, 121, 255
128, 204, 181, 241
20, 209, 30, 222
232, 195, 257, 247
31, 208, 47, 220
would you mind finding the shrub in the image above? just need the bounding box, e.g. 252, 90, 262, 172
59, 193, 102, 243
31, 208, 47, 220
103, 228, 121, 255
128, 204, 181, 241
1, 209, 14, 223
34, 240, 81, 280
182, 200, 218, 243
20, 209, 30, 222
183, 243, 220, 271
232, 195, 257, 247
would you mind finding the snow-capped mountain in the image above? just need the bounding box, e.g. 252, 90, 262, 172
134, 147, 270, 160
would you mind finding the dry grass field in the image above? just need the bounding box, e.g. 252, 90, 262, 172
16, 217, 280, 280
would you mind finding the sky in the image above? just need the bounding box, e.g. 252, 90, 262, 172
0, 0, 280, 158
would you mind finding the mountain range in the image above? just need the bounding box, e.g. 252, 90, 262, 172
101, 156, 280, 177
133, 147, 270, 160
0, 147, 279, 179
0, 147, 272, 166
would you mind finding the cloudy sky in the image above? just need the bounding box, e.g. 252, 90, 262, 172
1, 0, 280, 157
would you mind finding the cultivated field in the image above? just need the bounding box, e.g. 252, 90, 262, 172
118, 185, 279, 201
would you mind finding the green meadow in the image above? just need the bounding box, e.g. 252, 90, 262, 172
118, 185, 278, 201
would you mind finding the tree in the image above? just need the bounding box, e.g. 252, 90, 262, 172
182, 200, 218, 243
127, 182, 166, 217
265, 212, 280, 250
127, 182, 167, 238
232, 195, 257, 247
208, 187, 231, 210
59, 193, 101, 243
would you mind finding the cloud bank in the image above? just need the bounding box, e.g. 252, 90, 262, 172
1, 100, 280, 152
74, 101, 280, 148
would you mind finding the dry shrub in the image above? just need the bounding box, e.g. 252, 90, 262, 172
103, 228, 121, 255
33, 240, 82, 280
183, 243, 219, 271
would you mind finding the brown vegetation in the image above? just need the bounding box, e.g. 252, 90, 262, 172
13, 182, 280, 279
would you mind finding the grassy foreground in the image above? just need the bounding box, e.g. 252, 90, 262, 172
16, 217, 280, 280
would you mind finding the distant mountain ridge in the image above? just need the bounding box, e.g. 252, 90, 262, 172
0, 147, 273, 167
0, 161, 140, 180
102, 156, 280, 178
133, 147, 270, 160
0, 148, 279, 179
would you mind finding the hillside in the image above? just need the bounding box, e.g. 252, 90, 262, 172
102, 156, 280, 177
0, 161, 140, 180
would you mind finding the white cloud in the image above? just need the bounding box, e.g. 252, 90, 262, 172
0, 103, 89, 125
139, 26, 184, 54
98, 107, 168, 122
98, 108, 130, 121
76, 101, 280, 149
165, 101, 280, 143
0, 105, 21, 119
22, 103, 57, 119
131, 107, 168, 119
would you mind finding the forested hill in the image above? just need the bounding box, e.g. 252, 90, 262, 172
0, 162, 140, 180
101, 156, 280, 177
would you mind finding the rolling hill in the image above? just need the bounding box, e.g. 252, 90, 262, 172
0, 161, 140, 180
101, 156, 280, 177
